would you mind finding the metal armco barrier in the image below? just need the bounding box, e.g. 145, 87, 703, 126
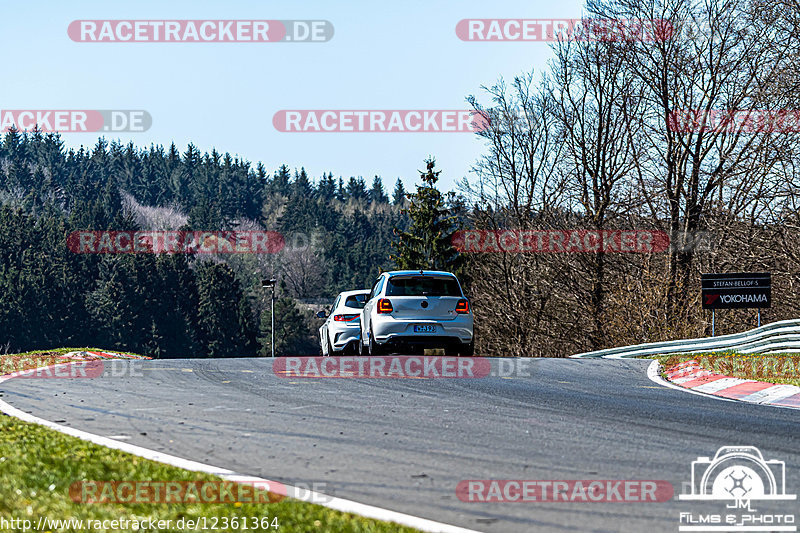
570, 319, 800, 359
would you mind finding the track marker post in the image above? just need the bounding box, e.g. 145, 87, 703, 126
262, 278, 277, 358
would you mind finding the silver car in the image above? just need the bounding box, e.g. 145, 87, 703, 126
360, 270, 474, 356
318, 290, 369, 356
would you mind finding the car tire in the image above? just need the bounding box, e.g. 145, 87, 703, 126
327, 337, 336, 357
369, 329, 383, 356
459, 341, 475, 357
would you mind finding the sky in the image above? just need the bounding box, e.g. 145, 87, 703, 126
0, 0, 585, 192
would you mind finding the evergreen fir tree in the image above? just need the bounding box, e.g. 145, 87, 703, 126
293, 167, 314, 198
258, 297, 315, 356
346, 176, 367, 200
392, 178, 407, 206
317, 172, 336, 200
272, 165, 291, 196
368, 175, 388, 204
336, 177, 346, 201
195, 261, 257, 358
390, 158, 463, 273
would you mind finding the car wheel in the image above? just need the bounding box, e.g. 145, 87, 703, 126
460, 341, 475, 357
360, 333, 368, 356
327, 336, 336, 357
369, 329, 383, 356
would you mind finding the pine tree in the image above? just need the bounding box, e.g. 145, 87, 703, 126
293, 168, 314, 198
390, 158, 463, 273
345, 176, 367, 200
195, 261, 257, 357
392, 178, 407, 206
258, 297, 315, 356
151, 254, 200, 357
317, 172, 336, 200
332, 177, 343, 201
368, 175, 388, 204
272, 165, 291, 196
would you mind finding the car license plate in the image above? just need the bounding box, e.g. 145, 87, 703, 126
413, 324, 437, 333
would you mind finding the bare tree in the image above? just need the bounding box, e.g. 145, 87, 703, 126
278, 246, 326, 300
463, 75, 579, 356
588, 0, 800, 322
548, 33, 645, 347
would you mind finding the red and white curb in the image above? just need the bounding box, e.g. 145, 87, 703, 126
0, 357, 479, 533
660, 359, 800, 409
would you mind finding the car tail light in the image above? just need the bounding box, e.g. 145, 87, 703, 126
377, 298, 393, 314
333, 314, 359, 322
455, 299, 470, 314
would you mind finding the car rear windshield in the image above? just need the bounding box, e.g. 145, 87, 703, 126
386, 276, 462, 297
344, 294, 367, 308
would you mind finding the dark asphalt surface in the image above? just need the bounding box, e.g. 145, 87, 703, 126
2, 357, 799, 532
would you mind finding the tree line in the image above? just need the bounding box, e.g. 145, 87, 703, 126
0, 130, 407, 356
459, 0, 800, 356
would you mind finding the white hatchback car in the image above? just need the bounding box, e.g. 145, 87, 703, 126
318, 290, 369, 355
360, 270, 474, 356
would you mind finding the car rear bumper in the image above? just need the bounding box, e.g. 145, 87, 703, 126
371, 316, 473, 345
331, 324, 361, 352
380, 335, 471, 351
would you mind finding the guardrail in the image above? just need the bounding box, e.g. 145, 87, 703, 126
570, 319, 800, 359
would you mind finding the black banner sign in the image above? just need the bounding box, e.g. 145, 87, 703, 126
701, 273, 771, 309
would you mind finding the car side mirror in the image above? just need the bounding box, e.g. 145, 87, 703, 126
316, 310, 327, 319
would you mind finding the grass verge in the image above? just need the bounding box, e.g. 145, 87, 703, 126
0, 347, 146, 376
646, 351, 800, 387
0, 350, 420, 533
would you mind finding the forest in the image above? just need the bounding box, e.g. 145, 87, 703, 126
0, 130, 408, 357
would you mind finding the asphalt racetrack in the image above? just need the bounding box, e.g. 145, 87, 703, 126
2, 357, 799, 532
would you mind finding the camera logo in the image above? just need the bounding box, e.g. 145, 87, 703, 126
678, 446, 796, 533
680, 446, 795, 501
